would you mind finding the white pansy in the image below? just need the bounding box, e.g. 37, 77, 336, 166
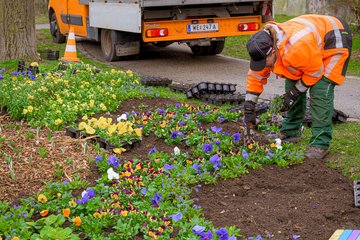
174, 146, 181, 156
107, 167, 119, 180
81, 190, 87, 197
275, 138, 283, 150
117, 113, 127, 122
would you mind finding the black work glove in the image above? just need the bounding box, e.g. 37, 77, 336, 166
281, 81, 308, 112
244, 100, 256, 125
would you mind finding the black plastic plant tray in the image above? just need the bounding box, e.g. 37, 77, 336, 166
354, 180, 360, 207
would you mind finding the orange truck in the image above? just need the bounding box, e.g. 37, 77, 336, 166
48, 0, 273, 61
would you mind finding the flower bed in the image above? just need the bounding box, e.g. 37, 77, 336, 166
0, 63, 306, 239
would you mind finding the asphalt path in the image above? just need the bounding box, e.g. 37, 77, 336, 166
78, 41, 360, 120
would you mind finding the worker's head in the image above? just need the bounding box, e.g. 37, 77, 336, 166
246, 30, 276, 71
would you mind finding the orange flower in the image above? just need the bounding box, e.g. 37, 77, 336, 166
37, 194, 48, 203
40, 210, 49, 217
62, 208, 71, 217
11, 237, 20, 240
121, 210, 128, 217
73, 216, 82, 226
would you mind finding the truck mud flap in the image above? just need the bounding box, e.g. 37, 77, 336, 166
115, 41, 140, 57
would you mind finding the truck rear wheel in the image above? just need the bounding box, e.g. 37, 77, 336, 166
50, 13, 66, 44
210, 40, 225, 55
101, 29, 141, 61
101, 29, 119, 61
190, 40, 225, 56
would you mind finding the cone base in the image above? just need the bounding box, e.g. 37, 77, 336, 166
61, 57, 80, 62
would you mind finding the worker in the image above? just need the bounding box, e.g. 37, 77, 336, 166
243, 14, 352, 159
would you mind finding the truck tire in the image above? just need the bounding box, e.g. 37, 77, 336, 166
210, 40, 225, 55
50, 13, 66, 44
190, 45, 212, 56
101, 29, 119, 61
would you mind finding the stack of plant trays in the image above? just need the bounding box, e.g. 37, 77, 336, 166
141, 75, 172, 87
185, 82, 243, 105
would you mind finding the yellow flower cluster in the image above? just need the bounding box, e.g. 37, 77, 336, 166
78, 116, 142, 137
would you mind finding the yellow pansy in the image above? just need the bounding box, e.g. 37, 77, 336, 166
100, 103, 107, 111
89, 99, 94, 107
23, 109, 28, 114
108, 125, 117, 135
27, 106, 33, 113
85, 126, 95, 135
82, 115, 88, 121
78, 122, 87, 130
69, 200, 77, 207
30, 62, 39, 67
55, 119, 62, 125
113, 147, 126, 154
37, 194, 48, 203
134, 128, 142, 137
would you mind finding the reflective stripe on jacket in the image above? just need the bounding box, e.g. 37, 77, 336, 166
246, 14, 352, 95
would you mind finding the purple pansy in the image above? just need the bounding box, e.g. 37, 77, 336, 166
202, 143, 213, 153
210, 154, 221, 169
211, 126, 222, 133
108, 156, 119, 168
94, 156, 102, 163
171, 131, 184, 139
148, 147, 157, 155
163, 164, 173, 171
232, 133, 241, 144
242, 150, 249, 159
171, 212, 183, 222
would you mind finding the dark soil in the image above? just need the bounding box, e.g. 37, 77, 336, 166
1, 97, 359, 239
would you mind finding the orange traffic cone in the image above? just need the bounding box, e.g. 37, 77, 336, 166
62, 27, 80, 62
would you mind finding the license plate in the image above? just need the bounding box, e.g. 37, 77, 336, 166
187, 23, 219, 33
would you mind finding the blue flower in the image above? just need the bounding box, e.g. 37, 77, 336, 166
108, 156, 119, 168
163, 164, 173, 171
141, 188, 147, 195
150, 192, 163, 206
171, 212, 183, 222
192, 225, 206, 235
175, 103, 181, 108
242, 150, 249, 159
178, 120, 185, 126
202, 143, 213, 153
215, 140, 221, 145
211, 126, 222, 133
192, 163, 202, 174
210, 154, 221, 169
0, 74, 3, 80
94, 156, 102, 163
218, 116, 225, 123
215, 228, 229, 240
292, 235, 300, 239
200, 230, 213, 240
87, 189, 95, 198
76, 193, 89, 205
148, 147, 157, 155
232, 133, 241, 144
171, 131, 184, 139
158, 109, 165, 115
0, 68, 5, 73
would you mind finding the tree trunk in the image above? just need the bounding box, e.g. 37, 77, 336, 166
0, 0, 38, 61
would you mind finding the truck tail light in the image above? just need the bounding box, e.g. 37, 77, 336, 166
146, 28, 168, 38
238, 23, 259, 31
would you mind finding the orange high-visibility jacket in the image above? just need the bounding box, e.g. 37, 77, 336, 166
246, 14, 352, 96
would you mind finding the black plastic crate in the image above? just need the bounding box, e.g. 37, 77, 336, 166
39, 49, 60, 60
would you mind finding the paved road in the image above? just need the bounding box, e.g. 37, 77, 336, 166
78, 41, 360, 120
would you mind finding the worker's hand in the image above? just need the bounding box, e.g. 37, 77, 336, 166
281, 81, 308, 111
244, 100, 256, 125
